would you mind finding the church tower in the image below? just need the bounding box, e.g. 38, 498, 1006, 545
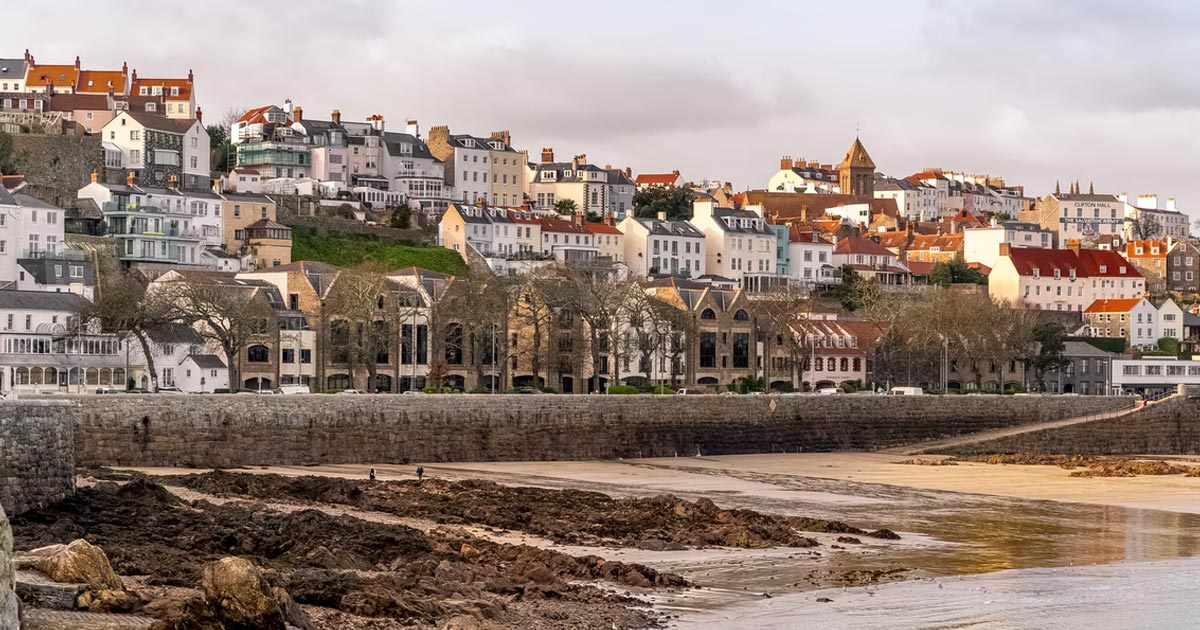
838, 137, 876, 197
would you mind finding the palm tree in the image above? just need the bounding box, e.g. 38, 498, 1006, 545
554, 198, 578, 215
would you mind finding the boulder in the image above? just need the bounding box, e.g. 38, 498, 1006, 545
21, 539, 123, 592
1, 503, 19, 630
201, 557, 285, 629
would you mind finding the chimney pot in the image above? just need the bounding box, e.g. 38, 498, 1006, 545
656, 211, 666, 221
90, 170, 98, 184
541, 148, 554, 164
126, 171, 136, 186
999, 242, 1011, 257
331, 109, 341, 125
195, 106, 202, 123
781, 156, 794, 171
293, 105, 302, 121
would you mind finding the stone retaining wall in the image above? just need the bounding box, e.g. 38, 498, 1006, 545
0, 401, 75, 518
941, 394, 1200, 456
70, 394, 1134, 468
0, 503, 16, 629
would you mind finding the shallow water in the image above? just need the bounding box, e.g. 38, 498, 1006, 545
681, 557, 1200, 629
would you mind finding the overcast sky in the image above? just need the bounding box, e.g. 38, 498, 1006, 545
11, 0, 1200, 219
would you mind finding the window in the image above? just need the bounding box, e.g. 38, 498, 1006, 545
247, 345, 270, 363
700, 308, 716, 320
699, 332, 717, 368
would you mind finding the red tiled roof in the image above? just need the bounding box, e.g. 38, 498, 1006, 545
909, 233, 963, 252
1085, 298, 1145, 314
745, 191, 898, 222
787, 224, 832, 245
907, 261, 936, 276
1077, 249, 1142, 278
1005, 247, 1142, 279
835, 236, 895, 257
635, 172, 680, 186
76, 69, 127, 93
235, 105, 275, 125
874, 231, 910, 248
25, 64, 79, 88
1125, 239, 1168, 259
132, 77, 193, 100
584, 221, 623, 235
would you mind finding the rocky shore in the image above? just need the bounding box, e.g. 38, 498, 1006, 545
8, 471, 901, 629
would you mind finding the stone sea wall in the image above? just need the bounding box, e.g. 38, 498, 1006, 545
0, 401, 75, 518
942, 393, 1200, 456
70, 394, 1134, 468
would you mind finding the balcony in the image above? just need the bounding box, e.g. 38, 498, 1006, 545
19, 249, 89, 261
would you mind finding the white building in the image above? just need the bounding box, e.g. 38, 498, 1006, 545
1033, 192, 1125, 245
1123, 194, 1190, 240
0, 190, 65, 285
689, 200, 777, 286
962, 220, 1056, 268
618, 214, 706, 278
874, 176, 937, 221
767, 158, 840, 193
100, 110, 210, 191
78, 175, 210, 270
0, 290, 133, 394
785, 225, 838, 287
989, 243, 1146, 312
126, 323, 228, 392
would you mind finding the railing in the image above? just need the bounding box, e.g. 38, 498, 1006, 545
20, 249, 89, 261
101, 202, 169, 215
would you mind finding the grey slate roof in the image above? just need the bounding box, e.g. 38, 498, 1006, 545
12, 194, 62, 210
711, 208, 774, 234
124, 110, 196, 134
634, 217, 704, 238
382, 132, 436, 160
0, 59, 27, 81
17, 258, 96, 287
146, 323, 204, 345
186, 354, 227, 369
0, 186, 16, 207
0, 290, 92, 312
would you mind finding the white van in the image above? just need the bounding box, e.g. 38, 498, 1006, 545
277, 385, 311, 395
815, 387, 844, 395
888, 387, 924, 396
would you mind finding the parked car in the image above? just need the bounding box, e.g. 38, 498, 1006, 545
156, 387, 185, 395
815, 387, 844, 395
94, 387, 122, 394
335, 389, 362, 395
277, 385, 311, 395
888, 387, 924, 396
401, 390, 427, 396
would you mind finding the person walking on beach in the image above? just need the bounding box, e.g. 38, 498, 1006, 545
369, 467, 376, 481
416, 466, 424, 484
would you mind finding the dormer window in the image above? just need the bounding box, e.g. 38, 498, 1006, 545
1120, 266, 1126, 274
1053, 269, 1061, 280
1069, 269, 1076, 280
564, 170, 573, 178
139, 87, 148, 95
1032, 269, 1040, 279
170, 87, 179, 96
1100, 265, 1107, 273
462, 139, 475, 148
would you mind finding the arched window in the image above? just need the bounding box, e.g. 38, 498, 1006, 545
14, 367, 28, 385
840, 358, 849, 372
112, 368, 126, 388
733, 309, 749, 321
700, 308, 717, 320
445, 324, 464, 365
826, 357, 836, 371
327, 373, 352, 390
247, 345, 270, 363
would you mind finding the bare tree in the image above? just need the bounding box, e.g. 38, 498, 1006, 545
548, 262, 632, 393
439, 268, 514, 391
89, 272, 180, 391
324, 263, 394, 391
751, 287, 812, 390
1129, 212, 1163, 241
165, 276, 278, 389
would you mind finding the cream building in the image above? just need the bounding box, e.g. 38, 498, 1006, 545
988, 243, 1146, 312
618, 214, 706, 278
689, 200, 776, 285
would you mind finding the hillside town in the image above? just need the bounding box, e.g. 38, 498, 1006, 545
2, 49, 1200, 398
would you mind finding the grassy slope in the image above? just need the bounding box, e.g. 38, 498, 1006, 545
291, 226, 467, 275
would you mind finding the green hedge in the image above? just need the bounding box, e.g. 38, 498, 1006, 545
608, 385, 639, 395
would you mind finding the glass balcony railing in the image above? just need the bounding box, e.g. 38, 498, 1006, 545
19, 249, 88, 261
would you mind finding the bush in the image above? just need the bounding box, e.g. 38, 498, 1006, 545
608, 385, 639, 395
540, 387, 558, 394
652, 385, 676, 395
422, 386, 440, 394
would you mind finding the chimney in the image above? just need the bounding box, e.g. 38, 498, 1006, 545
187, 69, 193, 83
293, 105, 302, 122
1168, 197, 1177, 212
999, 242, 1011, 257
780, 155, 794, 171
90, 170, 98, 184
625, 166, 632, 178
1118, 192, 1128, 203
574, 209, 585, 227
489, 130, 511, 146
540, 147, 554, 164
571, 155, 581, 171
121, 61, 127, 74
656, 211, 667, 221
821, 164, 832, 171
168, 174, 178, 190
1067, 239, 1081, 255
195, 105, 202, 123
331, 109, 341, 125
369, 114, 384, 133
604, 164, 612, 171
126, 171, 136, 187
74, 55, 80, 69
23, 49, 30, 63
605, 211, 614, 226
131, 68, 137, 82
429, 125, 449, 147
1137, 194, 1158, 209
575, 153, 587, 166
475, 195, 486, 208
406, 119, 419, 137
